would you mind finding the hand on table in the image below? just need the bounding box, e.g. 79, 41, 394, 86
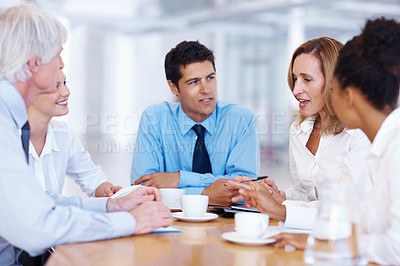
264, 179, 286, 204
106, 186, 160, 212
273, 233, 308, 250
95, 182, 123, 197
134, 172, 180, 188
130, 201, 172, 235
227, 178, 286, 221
202, 178, 239, 205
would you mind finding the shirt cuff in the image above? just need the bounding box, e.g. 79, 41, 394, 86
283, 202, 317, 230
179, 170, 201, 187
107, 211, 136, 236
81, 197, 109, 213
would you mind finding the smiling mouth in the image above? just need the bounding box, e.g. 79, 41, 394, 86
56, 99, 68, 105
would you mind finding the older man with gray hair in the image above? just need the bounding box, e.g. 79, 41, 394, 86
0, 3, 172, 265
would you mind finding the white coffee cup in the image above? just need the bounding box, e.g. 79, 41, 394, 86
159, 188, 185, 209
235, 212, 269, 239
178, 195, 209, 217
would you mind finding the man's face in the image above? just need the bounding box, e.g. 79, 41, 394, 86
170, 60, 218, 123
33, 48, 64, 95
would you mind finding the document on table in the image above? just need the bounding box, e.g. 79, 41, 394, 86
151, 226, 183, 234
110, 185, 141, 199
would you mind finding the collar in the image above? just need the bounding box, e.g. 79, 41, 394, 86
177, 101, 218, 136
0, 79, 28, 129
294, 116, 355, 138
29, 123, 60, 159
370, 107, 400, 158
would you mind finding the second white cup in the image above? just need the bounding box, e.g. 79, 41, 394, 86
178, 195, 209, 217
235, 212, 270, 239
159, 188, 185, 209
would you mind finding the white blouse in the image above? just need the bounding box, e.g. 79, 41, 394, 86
29, 120, 108, 196
361, 107, 400, 265
283, 118, 370, 229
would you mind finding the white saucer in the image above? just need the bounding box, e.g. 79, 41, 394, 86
172, 212, 218, 222
222, 231, 277, 245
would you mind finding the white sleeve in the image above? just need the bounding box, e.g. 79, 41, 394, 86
66, 127, 108, 196
283, 200, 318, 230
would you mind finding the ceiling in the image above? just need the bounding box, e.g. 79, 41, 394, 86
2, 0, 399, 35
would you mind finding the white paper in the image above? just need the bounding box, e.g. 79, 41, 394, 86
110, 185, 141, 199
151, 226, 183, 234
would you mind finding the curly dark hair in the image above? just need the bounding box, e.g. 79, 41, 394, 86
164, 40, 215, 90
334, 17, 400, 110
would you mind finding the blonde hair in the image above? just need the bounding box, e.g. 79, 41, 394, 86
287, 37, 344, 135
0, 3, 67, 83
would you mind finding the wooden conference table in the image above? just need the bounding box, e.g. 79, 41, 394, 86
46, 211, 377, 266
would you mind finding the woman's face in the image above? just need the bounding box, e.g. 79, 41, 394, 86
291, 53, 326, 118
31, 70, 70, 118
331, 76, 352, 128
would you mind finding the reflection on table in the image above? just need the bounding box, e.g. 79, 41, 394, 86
46, 215, 377, 266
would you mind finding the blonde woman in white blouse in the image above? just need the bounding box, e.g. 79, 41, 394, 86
228, 37, 370, 229
28, 70, 122, 198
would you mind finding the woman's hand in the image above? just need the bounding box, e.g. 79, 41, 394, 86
95, 182, 123, 197
227, 178, 287, 221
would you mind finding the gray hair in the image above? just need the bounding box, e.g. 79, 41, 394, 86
0, 3, 68, 83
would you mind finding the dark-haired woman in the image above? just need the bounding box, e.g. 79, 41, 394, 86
330, 17, 400, 265
260, 17, 400, 265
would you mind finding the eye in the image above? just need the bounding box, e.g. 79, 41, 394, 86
189, 80, 199, 85
207, 75, 215, 80
64, 80, 67, 86
304, 78, 311, 82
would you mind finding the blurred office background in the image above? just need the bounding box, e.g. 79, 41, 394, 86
2, 0, 399, 196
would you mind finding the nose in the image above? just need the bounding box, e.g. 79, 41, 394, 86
292, 81, 304, 96
59, 55, 65, 69
61, 84, 70, 98
199, 80, 210, 94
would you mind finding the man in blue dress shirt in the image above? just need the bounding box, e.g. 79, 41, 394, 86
131, 41, 259, 205
0, 4, 171, 265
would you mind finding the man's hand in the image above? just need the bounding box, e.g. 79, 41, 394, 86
130, 201, 172, 235
106, 187, 160, 212
227, 179, 286, 221
134, 172, 180, 188
95, 182, 123, 197
273, 233, 308, 249
130, 186, 162, 201
202, 178, 239, 205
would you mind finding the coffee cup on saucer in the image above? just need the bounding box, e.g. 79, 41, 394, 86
159, 188, 185, 209
177, 195, 209, 217
234, 212, 269, 239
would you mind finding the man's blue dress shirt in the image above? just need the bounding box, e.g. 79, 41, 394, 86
0, 80, 135, 266
131, 101, 260, 194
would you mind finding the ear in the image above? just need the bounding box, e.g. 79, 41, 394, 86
344, 87, 356, 108
27, 58, 40, 74
167, 80, 179, 97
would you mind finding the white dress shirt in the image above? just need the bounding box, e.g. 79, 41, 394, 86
0, 80, 135, 266
361, 107, 400, 265
29, 120, 107, 196
283, 118, 370, 229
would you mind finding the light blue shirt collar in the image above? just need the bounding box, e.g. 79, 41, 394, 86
177, 102, 217, 136
0, 79, 28, 129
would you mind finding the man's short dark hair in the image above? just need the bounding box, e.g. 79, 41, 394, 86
164, 40, 215, 90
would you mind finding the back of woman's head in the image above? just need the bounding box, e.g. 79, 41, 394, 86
334, 17, 400, 110
288, 37, 344, 135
